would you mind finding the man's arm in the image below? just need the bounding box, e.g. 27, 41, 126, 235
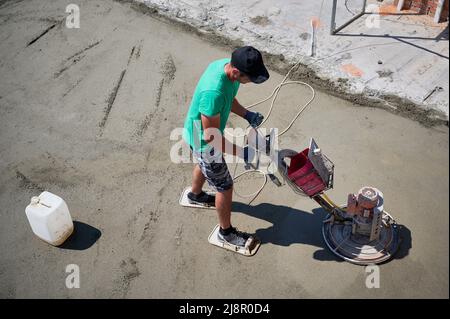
231, 98, 264, 128
201, 114, 239, 156
231, 98, 247, 118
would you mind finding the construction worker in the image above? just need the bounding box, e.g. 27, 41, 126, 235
183, 46, 269, 249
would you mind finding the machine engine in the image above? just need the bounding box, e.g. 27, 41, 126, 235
346, 187, 384, 242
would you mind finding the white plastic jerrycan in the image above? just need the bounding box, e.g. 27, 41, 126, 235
25, 191, 74, 246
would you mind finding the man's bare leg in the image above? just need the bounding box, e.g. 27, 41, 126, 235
191, 165, 206, 195
215, 187, 232, 229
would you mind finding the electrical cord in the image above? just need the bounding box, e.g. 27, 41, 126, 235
229, 60, 316, 203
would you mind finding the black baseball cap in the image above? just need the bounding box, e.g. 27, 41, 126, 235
231, 46, 269, 84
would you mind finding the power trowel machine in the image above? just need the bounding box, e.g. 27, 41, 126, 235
181, 128, 401, 265
277, 137, 401, 265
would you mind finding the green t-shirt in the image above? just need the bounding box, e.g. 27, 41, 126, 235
183, 58, 240, 152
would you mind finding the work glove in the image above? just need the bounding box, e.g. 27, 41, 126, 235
244, 111, 264, 128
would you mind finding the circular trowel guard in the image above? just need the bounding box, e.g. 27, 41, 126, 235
322, 209, 400, 265
277, 139, 401, 265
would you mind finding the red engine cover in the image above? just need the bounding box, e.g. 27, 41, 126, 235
287, 149, 326, 197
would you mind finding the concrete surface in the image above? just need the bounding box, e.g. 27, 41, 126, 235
135, 0, 449, 123
0, 0, 448, 298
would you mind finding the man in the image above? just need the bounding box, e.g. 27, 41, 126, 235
182, 46, 269, 248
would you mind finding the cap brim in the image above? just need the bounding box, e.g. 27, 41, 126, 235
249, 65, 270, 84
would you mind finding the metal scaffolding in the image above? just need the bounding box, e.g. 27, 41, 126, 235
330, 0, 368, 35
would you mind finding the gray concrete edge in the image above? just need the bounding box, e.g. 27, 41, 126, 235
118, 0, 448, 127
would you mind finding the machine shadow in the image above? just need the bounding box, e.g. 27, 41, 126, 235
379, 222, 412, 264
231, 202, 342, 262
232, 202, 412, 263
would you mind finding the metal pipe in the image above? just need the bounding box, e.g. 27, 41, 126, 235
331, 0, 368, 35
434, 0, 445, 23
330, 0, 338, 35
397, 0, 405, 12
362, 0, 368, 13
333, 11, 365, 34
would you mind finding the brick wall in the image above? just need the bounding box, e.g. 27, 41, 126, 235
443, 0, 449, 21
402, 0, 449, 21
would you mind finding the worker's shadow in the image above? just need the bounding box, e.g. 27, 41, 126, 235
232, 202, 411, 263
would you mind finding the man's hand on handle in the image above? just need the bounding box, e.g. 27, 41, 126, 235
238, 145, 256, 165
244, 111, 264, 128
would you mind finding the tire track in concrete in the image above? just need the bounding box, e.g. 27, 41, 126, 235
62, 78, 83, 98
113, 257, 141, 298
54, 54, 85, 78
98, 69, 126, 134
135, 78, 163, 137
99, 42, 144, 136
132, 173, 177, 246
66, 40, 102, 61
135, 54, 176, 137
15, 171, 45, 192
136, 176, 172, 245
26, 23, 56, 47
125, 202, 161, 247
13, 153, 92, 192
26, 17, 65, 47
0, 0, 26, 10
55, 40, 102, 78
138, 208, 160, 244
126, 40, 143, 66
161, 54, 176, 84
174, 224, 183, 246
134, 42, 143, 59
126, 45, 136, 66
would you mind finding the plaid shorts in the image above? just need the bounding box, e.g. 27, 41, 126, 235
191, 147, 233, 193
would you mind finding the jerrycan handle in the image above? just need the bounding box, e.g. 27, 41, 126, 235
30, 196, 40, 205
30, 196, 51, 208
